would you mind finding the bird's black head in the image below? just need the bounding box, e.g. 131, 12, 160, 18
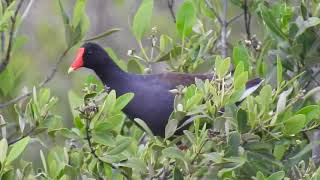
68, 42, 111, 73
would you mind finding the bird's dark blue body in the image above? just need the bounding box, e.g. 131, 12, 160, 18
73, 42, 262, 137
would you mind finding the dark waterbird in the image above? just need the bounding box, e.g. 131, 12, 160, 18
68, 42, 262, 137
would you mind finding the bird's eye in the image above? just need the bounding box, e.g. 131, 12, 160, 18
87, 50, 93, 55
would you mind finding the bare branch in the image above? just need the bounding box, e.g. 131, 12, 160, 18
220, 0, 228, 58
0, 0, 25, 73
0, 48, 70, 109
8, 126, 36, 145
205, 0, 223, 24
244, 0, 251, 39
167, 0, 176, 23
227, 12, 244, 26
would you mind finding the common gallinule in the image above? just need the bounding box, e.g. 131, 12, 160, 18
68, 42, 262, 137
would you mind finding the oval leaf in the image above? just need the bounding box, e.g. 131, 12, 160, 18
7, 136, 30, 163
176, 0, 196, 38
132, 0, 154, 40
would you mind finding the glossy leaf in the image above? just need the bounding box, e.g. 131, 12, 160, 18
283, 114, 306, 135
134, 118, 154, 137
165, 119, 178, 139
176, 0, 196, 38
108, 138, 131, 155
259, 5, 287, 40
233, 43, 250, 71
215, 57, 230, 78
7, 137, 30, 163
132, 0, 154, 40
114, 93, 134, 112
127, 59, 144, 74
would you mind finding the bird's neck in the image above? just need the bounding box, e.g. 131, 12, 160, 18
93, 58, 129, 91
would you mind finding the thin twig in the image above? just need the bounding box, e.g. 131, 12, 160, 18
244, 0, 251, 39
0, 48, 70, 109
8, 126, 36, 145
0, 0, 25, 73
167, 0, 176, 23
7, 109, 49, 145
227, 12, 244, 26
205, 0, 222, 24
1, 32, 4, 53
191, 139, 209, 164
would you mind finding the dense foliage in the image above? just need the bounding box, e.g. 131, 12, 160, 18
1, 0, 320, 179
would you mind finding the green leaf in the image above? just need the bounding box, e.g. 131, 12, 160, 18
295, 17, 320, 37
259, 5, 287, 40
127, 59, 144, 74
173, 167, 184, 180
162, 147, 185, 161
72, 0, 87, 27
296, 105, 320, 123
183, 130, 196, 144
165, 119, 178, 139
119, 158, 147, 173
7, 137, 30, 163
256, 171, 266, 180
107, 138, 131, 155
218, 157, 246, 177
114, 93, 134, 111
68, 90, 83, 118
233, 43, 250, 71
84, 28, 121, 41
267, 171, 285, 180
134, 118, 154, 137
132, 0, 154, 40
160, 34, 173, 53
176, 0, 197, 38
273, 144, 286, 160
58, 0, 70, 25
57, 128, 80, 139
276, 57, 282, 88
226, 132, 240, 156
215, 57, 230, 78
283, 114, 306, 135
234, 61, 244, 78
105, 90, 117, 115
92, 130, 115, 146
256, 85, 273, 111
237, 109, 250, 133
40, 149, 48, 173
0, 138, 8, 164
300, 0, 308, 20
234, 72, 248, 90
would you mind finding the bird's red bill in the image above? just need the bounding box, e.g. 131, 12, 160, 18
70, 48, 85, 71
